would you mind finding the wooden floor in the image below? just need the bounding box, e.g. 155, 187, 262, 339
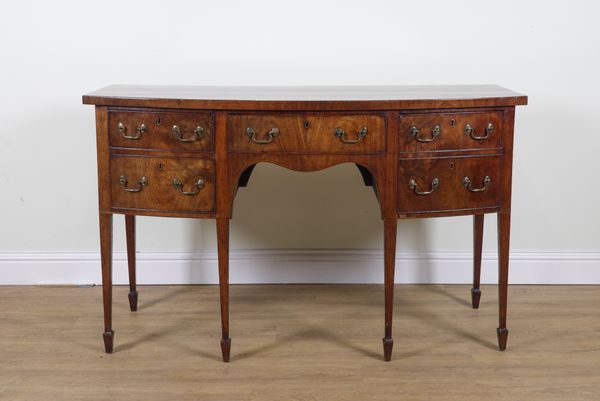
1, 284, 599, 400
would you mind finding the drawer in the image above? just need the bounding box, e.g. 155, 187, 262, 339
110, 156, 215, 213
398, 156, 500, 213
399, 112, 501, 153
109, 110, 214, 151
228, 114, 385, 153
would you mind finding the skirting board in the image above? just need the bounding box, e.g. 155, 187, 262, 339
1, 250, 599, 285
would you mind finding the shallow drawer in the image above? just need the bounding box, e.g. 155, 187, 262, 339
398, 156, 500, 213
110, 156, 215, 212
228, 114, 385, 153
109, 110, 214, 151
399, 112, 501, 153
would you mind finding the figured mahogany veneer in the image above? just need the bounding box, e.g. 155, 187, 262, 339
398, 111, 501, 153
83, 85, 527, 363
110, 156, 215, 214
228, 114, 386, 154
109, 109, 214, 151
398, 155, 501, 215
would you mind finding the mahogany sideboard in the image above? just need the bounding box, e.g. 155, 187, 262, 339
83, 85, 527, 362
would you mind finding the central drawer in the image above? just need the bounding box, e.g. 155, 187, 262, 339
228, 114, 386, 153
110, 156, 215, 213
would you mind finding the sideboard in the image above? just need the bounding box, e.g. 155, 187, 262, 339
83, 85, 527, 362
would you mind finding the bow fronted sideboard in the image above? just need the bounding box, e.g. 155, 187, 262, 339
83, 85, 527, 362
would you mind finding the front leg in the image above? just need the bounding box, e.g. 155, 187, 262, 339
497, 211, 511, 350
216, 218, 231, 362
383, 219, 397, 361
99, 213, 114, 353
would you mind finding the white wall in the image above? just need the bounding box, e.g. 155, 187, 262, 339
0, 0, 599, 283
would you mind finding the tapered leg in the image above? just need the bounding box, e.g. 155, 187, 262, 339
125, 215, 138, 312
216, 218, 231, 362
471, 214, 484, 309
497, 212, 511, 350
383, 219, 397, 361
99, 213, 114, 353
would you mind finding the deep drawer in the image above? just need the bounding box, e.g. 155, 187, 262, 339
228, 114, 386, 153
110, 156, 215, 213
398, 155, 500, 213
109, 110, 214, 151
399, 111, 501, 153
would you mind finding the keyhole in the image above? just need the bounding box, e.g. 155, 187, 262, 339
156, 118, 161, 126
449, 162, 455, 169
450, 119, 456, 127
304, 120, 310, 129
157, 162, 164, 171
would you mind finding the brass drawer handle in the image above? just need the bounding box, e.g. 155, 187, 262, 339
117, 122, 146, 140
408, 178, 439, 195
246, 127, 279, 144
172, 125, 205, 142
463, 176, 492, 192
119, 175, 147, 192
172, 178, 205, 196
334, 126, 368, 144
465, 122, 494, 140
410, 125, 440, 143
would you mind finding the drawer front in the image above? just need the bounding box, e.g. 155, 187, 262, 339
109, 110, 214, 151
228, 114, 385, 153
110, 156, 215, 212
398, 156, 500, 213
399, 112, 501, 152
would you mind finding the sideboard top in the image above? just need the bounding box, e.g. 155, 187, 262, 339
83, 85, 527, 110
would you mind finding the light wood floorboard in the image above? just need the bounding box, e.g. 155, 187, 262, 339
0, 284, 599, 400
